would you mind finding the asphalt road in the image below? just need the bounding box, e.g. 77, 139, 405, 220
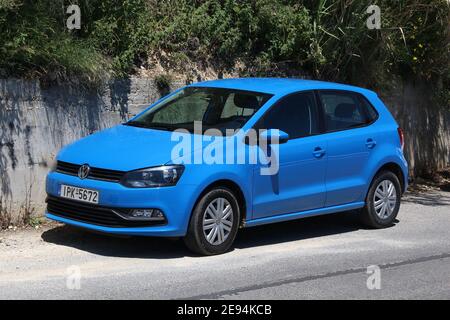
1, 190, 449, 300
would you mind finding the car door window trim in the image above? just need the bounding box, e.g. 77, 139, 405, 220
315, 89, 379, 134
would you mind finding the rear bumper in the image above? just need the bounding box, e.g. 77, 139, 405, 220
400, 151, 409, 193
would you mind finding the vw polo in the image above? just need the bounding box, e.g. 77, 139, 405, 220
46, 78, 408, 255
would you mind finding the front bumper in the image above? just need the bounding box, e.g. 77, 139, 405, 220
45, 171, 197, 237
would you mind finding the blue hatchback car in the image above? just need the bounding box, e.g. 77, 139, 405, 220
46, 78, 408, 255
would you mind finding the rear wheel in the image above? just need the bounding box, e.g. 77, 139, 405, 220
361, 170, 401, 228
183, 188, 240, 255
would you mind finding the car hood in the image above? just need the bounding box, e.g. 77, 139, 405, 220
58, 124, 200, 171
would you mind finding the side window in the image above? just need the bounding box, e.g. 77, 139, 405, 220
318, 91, 368, 131
357, 94, 378, 122
258, 92, 319, 139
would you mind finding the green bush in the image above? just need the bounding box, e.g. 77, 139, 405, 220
154, 73, 172, 96
0, 0, 109, 86
0, 0, 448, 92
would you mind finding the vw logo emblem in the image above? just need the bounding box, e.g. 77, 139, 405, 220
78, 164, 90, 180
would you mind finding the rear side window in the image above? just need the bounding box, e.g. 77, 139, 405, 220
318, 91, 376, 132
357, 94, 378, 122
257, 92, 320, 139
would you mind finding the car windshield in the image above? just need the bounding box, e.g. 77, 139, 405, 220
124, 87, 272, 135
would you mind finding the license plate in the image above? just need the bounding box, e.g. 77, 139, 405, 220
60, 185, 99, 204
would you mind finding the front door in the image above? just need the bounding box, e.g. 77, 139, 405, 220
252, 92, 327, 219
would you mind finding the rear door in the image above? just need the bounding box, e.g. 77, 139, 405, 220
252, 92, 327, 219
316, 90, 379, 206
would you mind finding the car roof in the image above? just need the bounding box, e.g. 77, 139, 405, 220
190, 78, 376, 97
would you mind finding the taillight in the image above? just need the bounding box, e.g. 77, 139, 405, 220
397, 127, 404, 150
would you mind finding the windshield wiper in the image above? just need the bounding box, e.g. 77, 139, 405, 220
124, 121, 175, 131
123, 121, 150, 128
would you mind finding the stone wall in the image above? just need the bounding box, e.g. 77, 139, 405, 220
381, 81, 450, 178
0, 77, 184, 225
0, 77, 449, 224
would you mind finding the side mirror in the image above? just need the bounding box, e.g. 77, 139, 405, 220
259, 129, 289, 144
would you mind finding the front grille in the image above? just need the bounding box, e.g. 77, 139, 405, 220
46, 196, 164, 228
56, 161, 125, 182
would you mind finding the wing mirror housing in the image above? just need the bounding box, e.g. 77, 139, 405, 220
259, 129, 289, 144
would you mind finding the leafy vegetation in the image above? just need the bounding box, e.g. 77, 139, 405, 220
0, 0, 448, 94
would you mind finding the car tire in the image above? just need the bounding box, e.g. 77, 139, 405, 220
183, 187, 240, 255
361, 170, 401, 228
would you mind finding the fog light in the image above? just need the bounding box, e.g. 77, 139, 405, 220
129, 209, 165, 221
131, 209, 153, 218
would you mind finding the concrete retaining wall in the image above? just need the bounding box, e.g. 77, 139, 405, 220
381, 81, 450, 177
0, 77, 184, 225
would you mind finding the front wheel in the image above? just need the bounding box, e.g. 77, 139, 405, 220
183, 188, 240, 255
361, 170, 401, 228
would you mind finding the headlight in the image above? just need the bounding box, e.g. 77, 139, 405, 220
121, 165, 184, 188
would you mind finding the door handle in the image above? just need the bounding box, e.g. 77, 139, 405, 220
366, 138, 377, 149
313, 147, 326, 158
